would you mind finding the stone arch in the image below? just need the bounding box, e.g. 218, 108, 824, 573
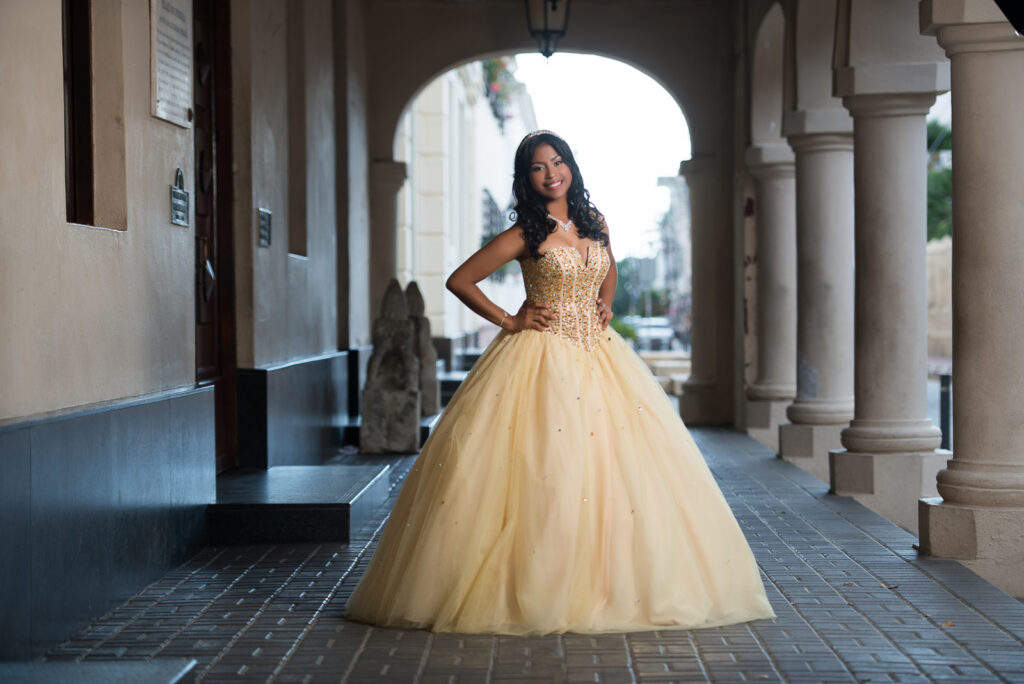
366, 1, 731, 163
390, 49, 693, 159
363, 1, 740, 426
750, 3, 786, 144
390, 50, 693, 338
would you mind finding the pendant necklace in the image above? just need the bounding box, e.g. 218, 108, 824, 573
548, 214, 574, 232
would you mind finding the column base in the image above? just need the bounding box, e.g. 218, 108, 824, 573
920, 498, 1024, 598
745, 398, 789, 452
679, 382, 725, 426
778, 423, 844, 482
829, 448, 950, 531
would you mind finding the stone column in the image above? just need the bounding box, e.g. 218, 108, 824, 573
919, 0, 1024, 597
369, 159, 407, 313
678, 156, 721, 425
744, 144, 797, 450
778, 110, 855, 481
829, 90, 946, 530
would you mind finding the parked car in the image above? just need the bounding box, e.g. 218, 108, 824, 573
621, 316, 677, 350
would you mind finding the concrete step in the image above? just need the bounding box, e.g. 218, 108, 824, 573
208, 465, 390, 544
0, 659, 196, 684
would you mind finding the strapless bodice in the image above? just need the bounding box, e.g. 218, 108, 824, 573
519, 244, 610, 351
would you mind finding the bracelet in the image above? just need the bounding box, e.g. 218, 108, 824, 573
498, 310, 509, 329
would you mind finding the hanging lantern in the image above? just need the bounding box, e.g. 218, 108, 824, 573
524, 0, 571, 58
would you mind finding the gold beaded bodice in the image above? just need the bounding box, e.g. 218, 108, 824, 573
520, 244, 610, 351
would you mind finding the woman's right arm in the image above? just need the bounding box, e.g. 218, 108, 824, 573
445, 227, 552, 333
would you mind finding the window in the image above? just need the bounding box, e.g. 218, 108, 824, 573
63, 0, 93, 225
287, 1, 308, 256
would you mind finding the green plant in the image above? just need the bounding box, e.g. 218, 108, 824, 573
610, 318, 637, 341
927, 166, 953, 241
926, 121, 953, 241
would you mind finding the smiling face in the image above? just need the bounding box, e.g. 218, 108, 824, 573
528, 143, 573, 203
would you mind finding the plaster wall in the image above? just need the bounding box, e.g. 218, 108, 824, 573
751, 4, 786, 144
0, 0, 195, 420
395, 110, 415, 286
794, 0, 843, 112
927, 236, 952, 359
835, 0, 948, 71
396, 61, 535, 339
231, 0, 338, 368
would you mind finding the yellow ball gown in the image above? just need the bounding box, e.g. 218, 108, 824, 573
344, 244, 775, 634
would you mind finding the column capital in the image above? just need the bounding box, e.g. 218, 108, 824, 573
371, 159, 408, 190
678, 155, 716, 178
786, 132, 854, 155
834, 61, 949, 101
745, 144, 795, 178
921, 0, 1009, 34
842, 91, 939, 118
783, 108, 853, 138
930, 21, 1024, 57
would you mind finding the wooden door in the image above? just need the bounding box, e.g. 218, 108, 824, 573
194, 0, 237, 472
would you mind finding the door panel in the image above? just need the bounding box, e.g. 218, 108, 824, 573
194, 0, 237, 473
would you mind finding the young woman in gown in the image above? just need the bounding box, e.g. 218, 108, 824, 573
344, 130, 775, 634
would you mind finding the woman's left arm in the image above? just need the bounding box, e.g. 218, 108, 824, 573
597, 224, 617, 329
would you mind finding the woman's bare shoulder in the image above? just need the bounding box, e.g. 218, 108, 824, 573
496, 225, 529, 258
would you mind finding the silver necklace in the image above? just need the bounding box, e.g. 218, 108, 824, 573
547, 214, 574, 232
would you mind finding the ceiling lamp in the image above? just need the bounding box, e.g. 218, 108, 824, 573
525, 0, 571, 58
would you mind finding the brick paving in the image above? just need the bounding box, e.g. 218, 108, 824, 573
46, 429, 1024, 683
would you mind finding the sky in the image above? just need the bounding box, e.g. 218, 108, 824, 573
513, 53, 691, 259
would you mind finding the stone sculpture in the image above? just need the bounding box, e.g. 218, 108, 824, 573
405, 281, 441, 416
360, 279, 421, 453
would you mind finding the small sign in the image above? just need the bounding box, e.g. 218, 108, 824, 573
170, 168, 189, 226
151, 0, 192, 128
258, 208, 272, 247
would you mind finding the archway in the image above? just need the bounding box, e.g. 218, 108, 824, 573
390, 52, 692, 361
361, 1, 743, 424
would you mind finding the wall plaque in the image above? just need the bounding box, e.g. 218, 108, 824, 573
258, 208, 272, 247
170, 168, 189, 226
151, 0, 192, 128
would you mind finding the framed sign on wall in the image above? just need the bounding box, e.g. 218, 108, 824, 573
151, 0, 192, 128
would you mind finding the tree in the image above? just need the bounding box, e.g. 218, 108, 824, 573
926, 121, 953, 241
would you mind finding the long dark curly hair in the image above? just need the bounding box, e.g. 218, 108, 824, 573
510, 131, 607, 259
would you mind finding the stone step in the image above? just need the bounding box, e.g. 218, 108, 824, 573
0, 659, 196, 684
646, 359, 691, 376
340, 412, 441, 448
669, 373, 690, 396
439, 370, 469, 406
637, 350, 690, 362
455, 347, 485, 371
208, 465, 391, 544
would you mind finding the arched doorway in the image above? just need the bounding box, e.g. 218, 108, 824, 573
358, 1, 743, 424
390, 52, 692, 368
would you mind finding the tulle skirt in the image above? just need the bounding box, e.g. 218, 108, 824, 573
344, 328, 775, 634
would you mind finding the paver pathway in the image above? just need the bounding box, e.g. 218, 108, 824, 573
47, 429, 1024, 683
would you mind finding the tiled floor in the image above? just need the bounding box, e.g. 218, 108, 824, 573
47, 429, 1024, 683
